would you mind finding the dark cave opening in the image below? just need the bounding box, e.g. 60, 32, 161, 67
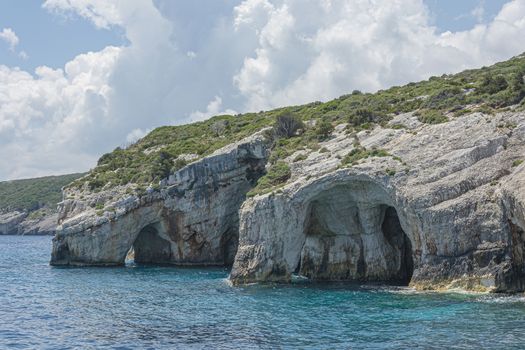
128, 223, 172, 264
297, 191, 414, 285
381, 206, 414, 285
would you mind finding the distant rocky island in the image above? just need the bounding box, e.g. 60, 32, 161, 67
30, 54, 525, 293
0, 174, 84, 235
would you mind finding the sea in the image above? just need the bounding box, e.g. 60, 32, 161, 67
1, 235, 525, 349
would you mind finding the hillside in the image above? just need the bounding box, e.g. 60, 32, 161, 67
52, 52, 525, 292
68, 53, 525, 195
0, 173, 85, 213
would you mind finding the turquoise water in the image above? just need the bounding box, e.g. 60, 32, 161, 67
1, 236, 525, 349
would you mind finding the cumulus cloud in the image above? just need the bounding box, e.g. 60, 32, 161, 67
233, 0, 525, 111
471, 1, 486, 22
125, 128, 150, 144
189, 96, 237, 122
0, 28, 19, 51
1, 0, 525, 180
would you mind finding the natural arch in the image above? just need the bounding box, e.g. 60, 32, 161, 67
295, 183, 414, 285
128, 223, 172, 264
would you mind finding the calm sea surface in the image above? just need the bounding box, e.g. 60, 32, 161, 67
1, 235, 525, 349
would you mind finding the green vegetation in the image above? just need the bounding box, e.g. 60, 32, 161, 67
247, 161, 291, 196
315, 119, 335, 139
0, 173, 85, 212
342, 146, 391, 166
69, 53, 525, 192
512, 159, 523, 167
415, 109, 448, 124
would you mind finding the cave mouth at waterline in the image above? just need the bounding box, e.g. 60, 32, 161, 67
296, 185, 414, 286
125, 223, 172, 265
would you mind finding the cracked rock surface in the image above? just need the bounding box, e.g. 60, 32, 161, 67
230, 111, 525, 292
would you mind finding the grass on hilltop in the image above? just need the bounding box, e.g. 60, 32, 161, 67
68, 53, 525, 194
0, 173, 85, 213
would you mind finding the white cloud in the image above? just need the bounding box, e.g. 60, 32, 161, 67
190, 96, 237, 122
1, 0, 525, 180
18, 51, 29, 60
0, 28, 19, 51
125, 128, 150, 144
43, 0, 123, 29
233, 0, 525, 111
471, 1, 485, 22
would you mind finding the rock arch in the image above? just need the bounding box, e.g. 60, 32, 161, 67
295, 181, 415, 284
230, 174, 421, 285
129, 222, 172, 264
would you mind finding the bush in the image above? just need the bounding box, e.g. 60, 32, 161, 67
247, 161, 291, 196
172, 158, 188, 173
273, 112, 304, 139
423, 87, 464, 110
315, 119, 334, 139
479, 74, 508, 94
293, 154, 307, 162
210, 120, 230, 136
342, 146, 390, 166
349, 108, 374, 126
416, 109, 448, 124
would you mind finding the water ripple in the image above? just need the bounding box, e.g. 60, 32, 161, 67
1, 236, 525, 349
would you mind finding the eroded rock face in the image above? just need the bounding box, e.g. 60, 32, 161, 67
230, 111, 525, 292
51, 110, 525, 292
0, 211, 56, 235
51, 133, 269, 266
0, 211, 27, 235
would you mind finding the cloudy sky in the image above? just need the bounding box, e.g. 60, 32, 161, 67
0, 0, 524, 181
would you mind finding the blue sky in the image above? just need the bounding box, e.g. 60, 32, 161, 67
0, 0, 524, 180
0, 0, 125, 71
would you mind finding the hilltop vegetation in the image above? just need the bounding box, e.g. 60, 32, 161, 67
70, 53, 525, 193
0, 174, 85, 213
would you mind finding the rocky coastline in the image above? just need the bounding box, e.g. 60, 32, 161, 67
51, 110, 525, 293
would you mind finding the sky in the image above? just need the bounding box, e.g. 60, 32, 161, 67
0, 0, 524, 181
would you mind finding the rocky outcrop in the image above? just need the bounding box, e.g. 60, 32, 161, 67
230, 111, 525, 292
0, 210, 57, 235
51, 109, 525, 292
51, 133, 269, 266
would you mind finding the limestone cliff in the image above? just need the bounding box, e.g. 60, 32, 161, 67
0, 173, 84, 236
51, 110, 525, 292
230, 111, 525, 292
51, 133, 269, 266
0, 210, 58, 236
50, 54, 525, 292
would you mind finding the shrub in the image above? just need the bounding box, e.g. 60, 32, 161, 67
293, 154, 307, 162
349, 108, 374, 126
342, 146, 390, 166
423, 87, 464, 110
416, 109, 448, 124
385, 168, 396, 176
512, 159, 523, 167
247, 161, 291, 196
172, 158, 188, 173
315, 119, 334, 139
273, 112, 304, 139
210, 120, 230, 136
479, 74, 508, 94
